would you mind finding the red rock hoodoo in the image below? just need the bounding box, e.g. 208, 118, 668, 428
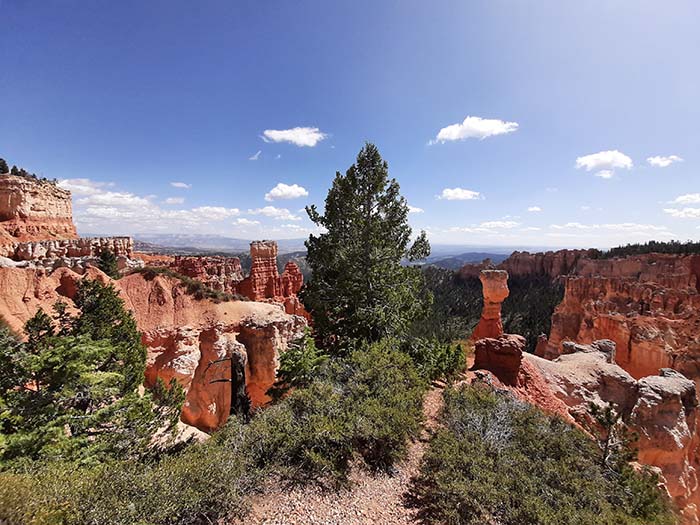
169, 255, 245, 295
471, 269, 509, 340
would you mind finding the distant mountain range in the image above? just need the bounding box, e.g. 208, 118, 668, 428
88, 232, 553, 271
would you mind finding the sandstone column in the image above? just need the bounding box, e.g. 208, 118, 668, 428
471, 269, 509, 341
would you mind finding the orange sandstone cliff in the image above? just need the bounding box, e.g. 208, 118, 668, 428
0, 174, 77, 249
0, 266, 305, 432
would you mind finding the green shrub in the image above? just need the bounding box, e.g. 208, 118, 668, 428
131, 266, 245, 303
0, 439, 256, 525
267, 329, 329, 401
408, 385, 676, 525
402, 337, 465, 382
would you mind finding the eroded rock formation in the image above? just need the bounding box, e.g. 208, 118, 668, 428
237, 240, 308, 317
473, 334, 524, 385
471, 269, 509, 340
0, 174, 77, 247
0, 266, 306, 432
169, 255, 245, 295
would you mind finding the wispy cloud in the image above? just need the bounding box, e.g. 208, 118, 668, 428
429, 116, 518, 144
647, 155, 683, 168
247, 206, 301, 221
249, 150, 262, 161
170, 181, 192, 189
408, 205, 424, 213
663, 208, 700, 218
671, 193, 700, 204
164, 197, 184, 205
261, 127, 328, 147
527, 206, 542, 212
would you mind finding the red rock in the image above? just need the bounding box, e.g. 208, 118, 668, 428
169, 255, 244, 294
472, 333, 524, 385
471, 269, 509, 340
0, 174, 77, 248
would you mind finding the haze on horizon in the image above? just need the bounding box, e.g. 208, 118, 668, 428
1, 1, 698, 249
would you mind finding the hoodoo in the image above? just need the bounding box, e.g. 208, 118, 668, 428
471, 269, 509, 340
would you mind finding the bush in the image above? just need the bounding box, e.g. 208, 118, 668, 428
0, 439, 256, 525
230, 339, 426, 485
267, 329, 329, 401
131, 266, 245, 303
408, 385, 676, 525
402, 337, 466, 382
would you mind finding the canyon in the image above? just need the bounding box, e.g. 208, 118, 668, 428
473, 264, 700, 523
0, 172, 308, 432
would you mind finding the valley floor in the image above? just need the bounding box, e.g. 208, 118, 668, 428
239, 386, 445, 525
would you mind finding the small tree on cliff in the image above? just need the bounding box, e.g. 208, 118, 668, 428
0, 159, 8, 174
302, 143, 430, 353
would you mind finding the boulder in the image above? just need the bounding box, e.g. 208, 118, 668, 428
472, 334, 524, 386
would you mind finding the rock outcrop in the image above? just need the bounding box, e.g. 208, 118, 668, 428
459, 249, 595, 280
169, 255, 245, 295
523, 344, 700, 520
0, 266, 306, 433
472, 334, 524, 385
471, 269, 509, 340
546, 264, 700, 382
0, 174, 77, 247
237, 240, 308, 317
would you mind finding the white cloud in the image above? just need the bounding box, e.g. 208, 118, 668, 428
248, 206, 301, 221
77, 191, 151, 208
170, 182, 191, 189
430, 116, 518, 144
234, 218, 260, 226
527, 206, 542, 212
264, 182, 309, 201
479, 221, 520, 229
663, 208, 700, 219
261, 127, 327, 147
249, 150, 262, 161
164, 197, 184, 205
408, 205, 424, 214
520, 227, 542, 232
647, 155, 683, 168
438, 188, 482, 201
550, 222, 668, 232
58, 178, 112, 196
575, 150, 633, 178
580, 205, 591, 211
594, 170, 614, 179
671, 193, 700, 204
190, 206, 240, 220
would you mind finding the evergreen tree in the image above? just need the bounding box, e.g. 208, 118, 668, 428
0, 159, 8, 174
302, 143, 430, 353
0, 279, 183, 465
97, 248, 120, 279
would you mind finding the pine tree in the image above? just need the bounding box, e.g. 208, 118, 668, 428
0, 279, 183, 465
302, 143, 430, 353
0, 159, 8, 174
97, 248, 120, 279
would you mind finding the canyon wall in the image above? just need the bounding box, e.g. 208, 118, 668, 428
0, 174, 77, 247
544, 254, 700, 384
0, 266, 306, 433
459, 248, 596, 280
169, 255, 245, 295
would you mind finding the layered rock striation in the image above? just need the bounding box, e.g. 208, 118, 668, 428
169, 255, 245, 295
0, 174, 77, 246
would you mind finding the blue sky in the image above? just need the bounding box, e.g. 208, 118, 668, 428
1, 0, 699, 248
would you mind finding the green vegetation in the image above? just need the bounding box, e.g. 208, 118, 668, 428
0, 158, 57, 184
600, 240, 700, 258
131, 265, 247, 303
0, 279, 184, 467
97, 248, 120, 279
0, 339, 426, 524
302, 143, 430, 353
418, 267, 564, 352
0, 158, 8, 173
408, 385, 675, 525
